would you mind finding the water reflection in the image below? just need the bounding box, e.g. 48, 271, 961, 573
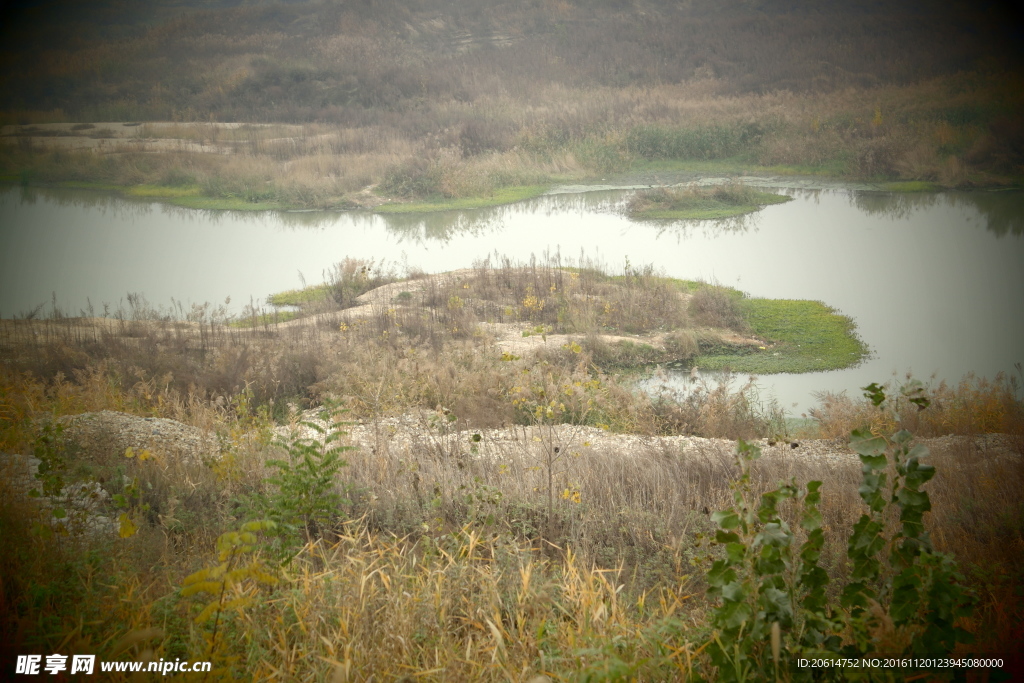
635, 207, 761, 240
371, 191, 625, 242
851, 191, 939, 220
13, 186, 156, 221
374, 208, 507, 243
12, 184, 1023, 238
851, 188, 1024, 236
951, 190, 1024, 237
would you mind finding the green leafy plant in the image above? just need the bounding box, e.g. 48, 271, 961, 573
703, 439, 838, 681
245, 401, 354, 560
699, 382, 975, 681
111, 447, 154, 539
26, 421, 70, 537
840, 383, 975, 658
28, 421, 67, 497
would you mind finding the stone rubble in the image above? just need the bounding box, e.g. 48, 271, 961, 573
3, 409, 1019, 540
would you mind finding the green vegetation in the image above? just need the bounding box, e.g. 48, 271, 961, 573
228, 310, 301, 328
240, 403, 354, 560
627, 183, 792, 220
266, 285, 332, 308
375, 185, 548, 213
695, 298, 868, 373
126, 183, 291, 210
258, 261, 865, 375
698, 398, 974, 680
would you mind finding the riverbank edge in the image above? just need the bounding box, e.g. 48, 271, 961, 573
2, 157, 1018, 213
693, 299, 870, 374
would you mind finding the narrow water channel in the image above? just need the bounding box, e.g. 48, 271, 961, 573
2, 184, 1022, 414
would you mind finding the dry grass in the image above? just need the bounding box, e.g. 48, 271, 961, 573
4, 71, 1022, 208
810, 371, 1024, 442
3, 1, 1022, 208
3, 401, 1018, 678
1, 262, 1022, 676
0, 259, 776, 442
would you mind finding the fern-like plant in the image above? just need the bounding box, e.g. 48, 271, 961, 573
242, 401, 354, 560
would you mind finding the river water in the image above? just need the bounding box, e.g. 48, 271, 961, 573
1, 183, 1022, 413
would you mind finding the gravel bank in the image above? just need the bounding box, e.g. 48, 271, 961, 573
3, 410, 1018, 539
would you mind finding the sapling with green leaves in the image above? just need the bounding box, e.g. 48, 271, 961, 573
700, 381, 975, 682
703, 439, 841, 682
841, 382, 974, 658
241, 400, 354, 561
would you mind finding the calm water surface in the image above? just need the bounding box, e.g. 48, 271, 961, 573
1, 185, 1021, 413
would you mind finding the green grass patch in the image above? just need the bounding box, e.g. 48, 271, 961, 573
627, 183, 791, 220
375, 185, 548, 213
228, 310, 302, 328
10, 180, 291, 210
695, 298, 868, 373
592, 340, 671, 368
267, 284, 333, 307
125, 184, 203, 198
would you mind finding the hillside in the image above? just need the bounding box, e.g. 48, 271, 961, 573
1, 0, 1023, 208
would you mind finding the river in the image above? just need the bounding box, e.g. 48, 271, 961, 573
1, 182, 1021, 413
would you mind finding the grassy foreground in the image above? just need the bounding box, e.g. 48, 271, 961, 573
1, 259, 1021, 678
1, 359, 1020, 679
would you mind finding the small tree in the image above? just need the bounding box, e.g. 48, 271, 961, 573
700, 382, 975, 681
245, 401, 353, 561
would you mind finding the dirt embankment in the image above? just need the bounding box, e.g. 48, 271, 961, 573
0, 269, 769, 367
272, 269, 771, 356
0, 121, 301, 155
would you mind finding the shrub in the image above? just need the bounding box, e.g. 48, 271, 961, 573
239, 402, 354, 561
328, 257, 399, 309
690, 284, 748, 332
625, 124, 749, 161
699, 383, 975, 681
